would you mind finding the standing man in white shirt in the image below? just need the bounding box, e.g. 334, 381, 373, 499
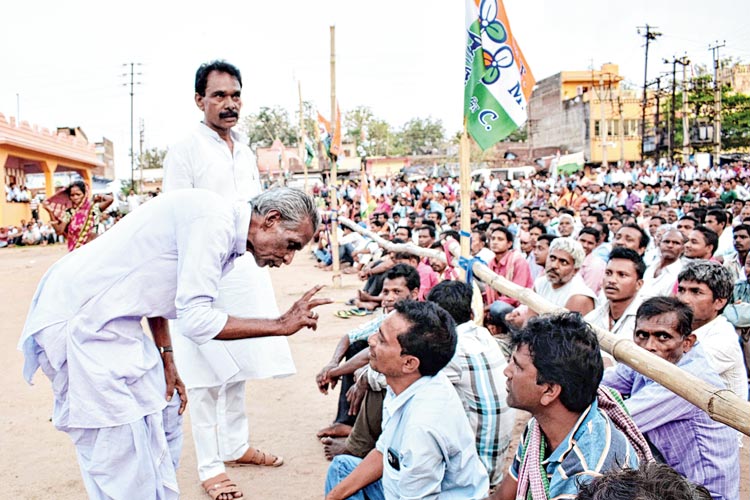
162, 60, 296, 499
19, 188, 329, 500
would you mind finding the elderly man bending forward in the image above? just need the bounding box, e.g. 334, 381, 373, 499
19, 188, 329, 500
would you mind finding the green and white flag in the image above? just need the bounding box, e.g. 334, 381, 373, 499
464, 0, 535, 150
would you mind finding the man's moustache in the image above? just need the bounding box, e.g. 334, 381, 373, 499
220, 110, 239, 119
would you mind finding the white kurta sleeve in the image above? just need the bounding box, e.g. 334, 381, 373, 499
173, 214, 233, 345
163, 145, 195, 191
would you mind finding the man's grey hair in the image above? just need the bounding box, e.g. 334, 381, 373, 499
559, 213, 575, 224
549, 237, 585, 269
250, 187, 319, 230
678, 260, 734, 302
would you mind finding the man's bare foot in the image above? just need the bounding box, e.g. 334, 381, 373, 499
354, 300, 378, 311
316, 422, 352, 439
321, 436, 349, 461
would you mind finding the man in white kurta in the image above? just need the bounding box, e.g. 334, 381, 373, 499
19, 188, 325, 499
162, 60, 295, 489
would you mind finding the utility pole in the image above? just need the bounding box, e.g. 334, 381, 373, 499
665, 56, 691, 165
138, 119, 145, 194
682, 60, 691, 161
638, 25, 661, 162
709, 41, 726, 166
122, 63, 142, 190
650, 77, 662, 160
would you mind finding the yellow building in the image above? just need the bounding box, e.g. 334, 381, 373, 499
1, 113, 103, 226
529, 63, 644, 166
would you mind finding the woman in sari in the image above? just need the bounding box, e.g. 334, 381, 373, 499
42, 180, 113, 251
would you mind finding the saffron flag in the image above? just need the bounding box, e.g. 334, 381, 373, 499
330, 102, 342, 158
464, 0, 535, 150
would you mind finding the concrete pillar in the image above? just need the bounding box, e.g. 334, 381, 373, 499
41, 160, 58, 198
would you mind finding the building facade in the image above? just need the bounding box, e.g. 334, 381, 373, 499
529, 63, 643, 166
1, 114, 103, 226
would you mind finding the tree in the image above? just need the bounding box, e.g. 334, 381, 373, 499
664, 64, 750, 154
399, 117, 445, 155
138, 147, 167, 170
344, 106, 374, 142
241, 106, 298, 150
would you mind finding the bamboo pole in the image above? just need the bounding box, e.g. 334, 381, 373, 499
335, 215, 750, 436
458, 123, 472, 259
329, 25, 341, 287
298, 80, 308, 195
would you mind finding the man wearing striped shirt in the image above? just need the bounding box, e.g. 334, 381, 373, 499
602, 297, 739, 500
427, 281, 515, 488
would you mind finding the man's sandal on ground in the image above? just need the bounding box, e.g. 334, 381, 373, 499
225, 447, 284, 467
202, 473, 243, 500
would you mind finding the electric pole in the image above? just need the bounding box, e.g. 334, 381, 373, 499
682, 60, 691, 161
649, 77, 662, 160
138, 119, 145, 194
709, 41, 725, 166
664, 56, 688, 164
638, 25, 661, 162
122, 63, 142, 190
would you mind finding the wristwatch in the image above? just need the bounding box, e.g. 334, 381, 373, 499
158, 345, 173, 354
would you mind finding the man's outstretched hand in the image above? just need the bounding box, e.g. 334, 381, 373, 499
277, 285, 333, 335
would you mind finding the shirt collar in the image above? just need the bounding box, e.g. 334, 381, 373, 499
234, 202, 251, 256
197, 121, 247, 146
544, 399, 598, 465
384, 374, 434, 416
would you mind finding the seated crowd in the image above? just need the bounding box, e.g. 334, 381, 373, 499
313, 162, 749, 500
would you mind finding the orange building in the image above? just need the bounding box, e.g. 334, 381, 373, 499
1, 113, 103, 226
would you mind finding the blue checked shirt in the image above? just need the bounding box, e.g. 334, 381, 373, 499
441, 322, 515, 487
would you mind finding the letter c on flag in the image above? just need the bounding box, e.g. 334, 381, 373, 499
479, 110, 499, 131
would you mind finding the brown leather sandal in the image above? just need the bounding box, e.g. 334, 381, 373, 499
202, 473, 243, 500
225, 447, 284, 467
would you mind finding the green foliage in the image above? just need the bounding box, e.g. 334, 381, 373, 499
138, 147, 166, 170
399, 117, 445, 155
663, 66, 750, 153
242, 106, 298, 150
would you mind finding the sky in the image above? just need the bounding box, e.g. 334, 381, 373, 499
2, 0, 748, 179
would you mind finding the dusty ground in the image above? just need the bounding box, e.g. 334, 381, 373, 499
1, 245, 748, 499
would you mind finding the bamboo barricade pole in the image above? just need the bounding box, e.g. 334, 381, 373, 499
458, 122, 472, 259
328, 25, 341, 288
335, 215, 750, 436
298, 80, 309, 195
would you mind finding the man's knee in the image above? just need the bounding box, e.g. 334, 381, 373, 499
325, 455, 363, 494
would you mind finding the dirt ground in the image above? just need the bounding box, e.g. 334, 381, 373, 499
1, 245, 748, 499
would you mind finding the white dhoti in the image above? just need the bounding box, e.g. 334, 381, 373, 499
172, 253, 296, 480
70, 397, 183, 500
23, 318, 184, 499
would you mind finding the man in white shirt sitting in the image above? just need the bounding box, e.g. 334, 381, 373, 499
676, 261, 748, 402
325, 301, 489, 500
641, 228, 685, 298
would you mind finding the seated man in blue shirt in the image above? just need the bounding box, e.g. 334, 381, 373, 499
325, 301, 489, 500
491, 313, 642, 500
